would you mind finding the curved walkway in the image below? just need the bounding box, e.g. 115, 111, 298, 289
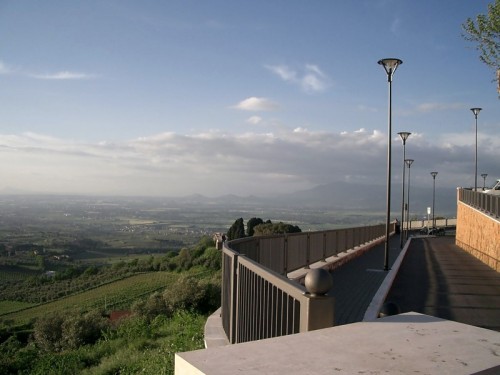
205, 233, 500, 348
385, 236, 500, 331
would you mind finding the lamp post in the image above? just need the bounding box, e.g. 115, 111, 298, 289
378, 58, 403, 271
431, 172, 438, 228
398, 131, 411, 248
470, 108, 482, 191
481, 173, 488, 191
405, 159, 414, 240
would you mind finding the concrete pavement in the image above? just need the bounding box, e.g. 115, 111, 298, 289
328, 234, 403, 325
385, 236, 500, 331
330, 234, 500, 331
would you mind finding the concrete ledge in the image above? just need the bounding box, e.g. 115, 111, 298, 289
363, 237, 412, 321
203, 307, 229, 348
178, 312, 500, 375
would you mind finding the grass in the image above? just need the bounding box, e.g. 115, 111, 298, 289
1, 271, 180, 326
0, 300, 37, 316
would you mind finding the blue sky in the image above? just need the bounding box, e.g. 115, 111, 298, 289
0, 0, 498, 198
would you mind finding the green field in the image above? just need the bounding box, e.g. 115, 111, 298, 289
0, 300, 36, 316
1, 271, 183, 326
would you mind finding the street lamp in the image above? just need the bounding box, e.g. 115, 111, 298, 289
398, 131, 411, 248
378, 59, 403, 271
405, 159, 414, 240
431, 172, 438, 228
470, 108, 482, 191
481, 173, 488, 191
378, 58, 403, 271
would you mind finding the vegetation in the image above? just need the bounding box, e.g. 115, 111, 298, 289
227, 217, 301, 240
462, 0, 500, 92
253, 222, 302, 236
227, 218, 245, 241
246, 217, 264, 237
0, 194, 395, 374
0, 236, 221, 374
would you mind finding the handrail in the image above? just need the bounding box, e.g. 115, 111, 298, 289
221, 223, 392, 344
228, 223, 386, 276
458, 188, 500, 218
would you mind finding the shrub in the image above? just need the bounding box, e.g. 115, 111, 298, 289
193, 247, 221, 270
163, 274, 220, 315
61, 310, 109, 350
142, 292, 169, 320
33, 313, 65, 352
175, 248, 192, 271
34, 310, 108, 352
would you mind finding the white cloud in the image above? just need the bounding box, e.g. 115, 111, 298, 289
247, 116, 263, 125
357, 104, 378, 112
0, 127, 498, 197
0, 59, 96, 79
0, 60, 13, 75
233, 97, 279, 111
390, 17, 401, 34
266, 64, 329, 93
30, 71, 96, 80
267, 65, 297, 81
417, 102, 466, 113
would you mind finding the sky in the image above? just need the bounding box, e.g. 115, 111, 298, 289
0, 0, 498, 199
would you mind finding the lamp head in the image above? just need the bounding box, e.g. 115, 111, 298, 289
378, 58, 403, 82
431, 171, 438, 179
481, 173, 488, 179
405, 159, 414, 167
470, 107, 482, 117
398, 131, 411, 144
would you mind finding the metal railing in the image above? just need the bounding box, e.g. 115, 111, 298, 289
458, 188, 500, 218
221, 223, 391, 344
407, 218, 457, 230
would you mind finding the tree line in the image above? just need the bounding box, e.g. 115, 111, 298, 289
226, 217, 302, 241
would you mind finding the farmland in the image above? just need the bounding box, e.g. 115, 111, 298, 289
0, 194, 389, 373
1, 270, 209, 326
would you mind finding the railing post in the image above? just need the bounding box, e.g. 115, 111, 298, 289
322, 232, 327, 261
305, 233, 311, 268
283, 235, 288, 276
230, 252, 239, 344
300, 269, 334, 332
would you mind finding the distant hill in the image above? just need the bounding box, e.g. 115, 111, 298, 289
270, 182, 457, 217
0, 181, 459, 218
200, 181, 458, 218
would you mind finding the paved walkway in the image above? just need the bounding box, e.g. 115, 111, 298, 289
328, 235, 403, 325
329, 234, 500, 331
205, 232, 500, 348
385, 236, 500, 331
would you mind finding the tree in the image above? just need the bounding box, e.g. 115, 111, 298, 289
246, 217, 264, 237
36, 255, 46, 271
462, 0, 500, 93
253, 222, 302, 236
34, 310, 108, 352
61, 310, 109, 350
227, 218, 245, 241
33, 313, 65, 352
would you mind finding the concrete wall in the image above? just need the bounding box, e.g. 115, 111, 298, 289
456, 201, 500, 271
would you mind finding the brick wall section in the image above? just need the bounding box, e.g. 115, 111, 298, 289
456, 201, 500, 271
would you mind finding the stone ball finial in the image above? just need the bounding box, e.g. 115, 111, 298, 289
378, 301, 400, 318
305, 268, 333, 296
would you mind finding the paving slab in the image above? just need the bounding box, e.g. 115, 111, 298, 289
385, 236, 500, 331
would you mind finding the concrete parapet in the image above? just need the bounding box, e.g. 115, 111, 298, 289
176, 313, 500, 375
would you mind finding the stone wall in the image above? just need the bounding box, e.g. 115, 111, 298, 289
456, 201, 500, 271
